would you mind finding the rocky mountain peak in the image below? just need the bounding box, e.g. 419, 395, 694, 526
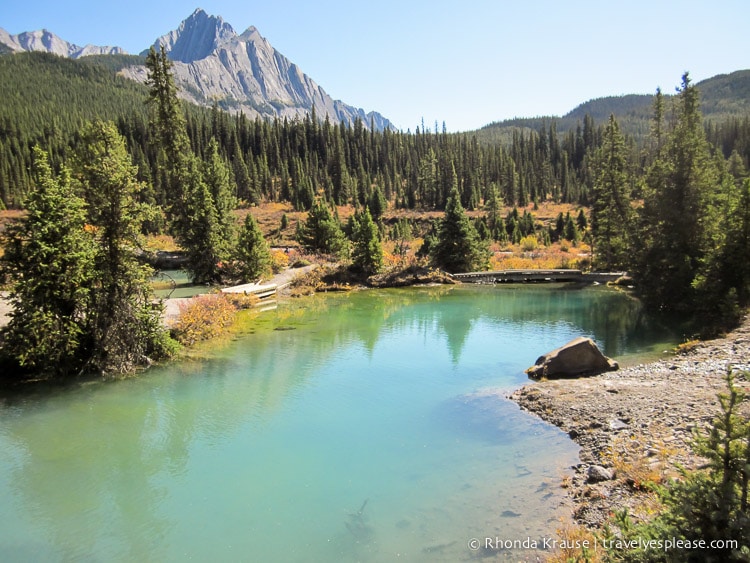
142, 7, 236, 63
1, 9, 393, 130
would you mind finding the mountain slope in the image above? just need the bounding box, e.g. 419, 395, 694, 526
476, 70, 750, 143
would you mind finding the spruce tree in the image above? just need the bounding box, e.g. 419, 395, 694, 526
351, 207, 383, 275
297, 199, 348, 257
591, 115, 633, 269
73, 120, 173, 374
618, 371, 750, 563
367, 184, 387, 222
144, 46, 191, 221
484, 182, 503, 240
636, 73, 721, 313
0, 147, 94, 376
431, 188, 487, 273
235, 212, 272, 282
180, 159, 227, 284
202, 138, 237, 256
564, 212, 579, 242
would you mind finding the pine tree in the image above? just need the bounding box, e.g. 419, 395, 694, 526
431, 188, 487, 273
591, 115, 633, 269
235, 212, 272, 282
145, 46, 191, 231
351, 207, 383, 275
73, 120, 173, 374
297, 199, 348, 257
636, 73, 721, 313
180, 159, 227, 284
0, 147, 94, 376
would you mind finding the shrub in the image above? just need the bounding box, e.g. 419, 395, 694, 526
520, 235, 538, 252
270, 249, 289, 273
172, 293, 237, 346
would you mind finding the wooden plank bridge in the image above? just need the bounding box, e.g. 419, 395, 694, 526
451, 269, 628, 284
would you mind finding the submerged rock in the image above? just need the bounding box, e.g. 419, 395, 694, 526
525, 337, 618, 379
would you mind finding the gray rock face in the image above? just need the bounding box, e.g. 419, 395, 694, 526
0, 28, 125, 58
525, 337, 619, 379
142, 8, 235, 63
129, 9, 392, 129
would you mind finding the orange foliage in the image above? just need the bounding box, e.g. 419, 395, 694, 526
172, 294, 237, 346
144, 234, 180, 252
270, 249, 290, 273
488, 240, 590, 271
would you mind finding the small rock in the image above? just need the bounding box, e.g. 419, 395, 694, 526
609, 419, 629, 431
587, 465, 614, 483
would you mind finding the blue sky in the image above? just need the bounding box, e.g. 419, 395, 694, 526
3, 0, 748, 132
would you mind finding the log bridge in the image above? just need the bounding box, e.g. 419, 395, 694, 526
451, 269, 628, 284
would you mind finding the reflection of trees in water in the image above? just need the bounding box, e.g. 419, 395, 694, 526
0, 284, 671, 558
280, 285, 671, 366
449, 285, 673, 359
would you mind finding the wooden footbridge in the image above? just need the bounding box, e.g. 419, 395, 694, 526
221, 282, 279, 310
451, 269, 629, 284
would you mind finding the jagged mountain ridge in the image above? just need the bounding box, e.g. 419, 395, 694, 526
0, 27, 124, 58
129, 9, 392, 129
0, 8, 392, 130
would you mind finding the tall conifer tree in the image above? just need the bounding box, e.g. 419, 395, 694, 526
591, 114, 633, 269
73, 120, 172, 374
637, 73, 721, 312
235, 212, 272, 282
145, 46, 191, 219
432, 188, 487, 273
1, 147, 94, 376
351, 207, 383, 275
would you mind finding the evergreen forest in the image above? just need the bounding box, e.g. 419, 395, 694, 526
1, 51, 750, 342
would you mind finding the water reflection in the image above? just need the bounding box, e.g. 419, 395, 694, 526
0, 285, 674, 561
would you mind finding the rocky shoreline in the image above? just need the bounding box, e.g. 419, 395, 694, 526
509, 314, 750, 528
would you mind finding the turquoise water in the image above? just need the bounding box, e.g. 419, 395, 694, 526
151, 269, 214, 298
0, 285, 675, 562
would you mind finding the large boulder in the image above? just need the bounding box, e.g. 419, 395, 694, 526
525, 337, 618, 379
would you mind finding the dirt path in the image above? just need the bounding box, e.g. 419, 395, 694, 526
160, 264, 319, 326
0, 265, 320, 330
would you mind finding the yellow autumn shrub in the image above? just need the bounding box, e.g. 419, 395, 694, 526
173, 294, 237, 346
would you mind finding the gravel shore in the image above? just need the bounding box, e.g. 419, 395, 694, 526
510, 314, 750, 528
